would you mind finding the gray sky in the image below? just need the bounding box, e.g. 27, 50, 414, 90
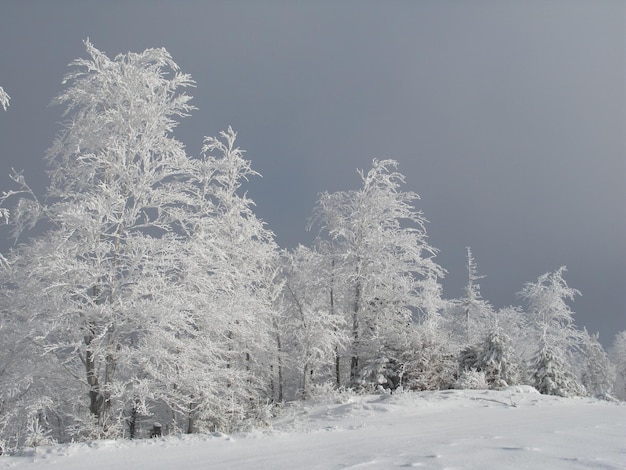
1, 1, 624, 346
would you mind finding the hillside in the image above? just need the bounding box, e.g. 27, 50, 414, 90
2, 387, 624, 470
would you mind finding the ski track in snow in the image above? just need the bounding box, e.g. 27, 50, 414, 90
1, 388, 624, 470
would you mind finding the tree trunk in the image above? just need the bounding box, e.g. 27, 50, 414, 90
86, 288, 101, 419
302, 363, 309, 400
128, 405, 138, 439
270, 315, 284, 402
101, 325, 117, 425
350, 282, 362, 384
465, 303, 471, 345
335, 350, 341, 388
330, 259, 340, 387
85, 342, 100, 417
187, 401, 195, 434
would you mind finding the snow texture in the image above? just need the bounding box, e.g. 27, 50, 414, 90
1, 388, 624, 470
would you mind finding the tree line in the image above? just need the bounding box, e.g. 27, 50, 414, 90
0, 42, 624, 452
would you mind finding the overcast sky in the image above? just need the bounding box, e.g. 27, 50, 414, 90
1, 1, 624, 345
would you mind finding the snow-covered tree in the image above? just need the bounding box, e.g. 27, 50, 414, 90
1, 41, 194, 437
609, 330, 626, 400
0, 262, 72, 451
458, 247, 494, 345
476, 328, 520, 388
403, 276, 457, 391
580, 330, 614, 399
310, 159, 443, 388
455, 369, 488, 390
456, 326, 520, 390
518, 267, 582, 347
494, 306, 533, 379
518, 267, 584, 396
0, 42, 280, 441
0, 86, 9, 111
458, 344, 480, 375
279, 245, 347, 399
531, 338, 583, 397
161, 128, 281, 431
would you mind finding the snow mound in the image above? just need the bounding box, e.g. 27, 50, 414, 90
502, 385, 541, 394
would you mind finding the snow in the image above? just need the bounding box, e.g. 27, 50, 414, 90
1, 388, 624, 470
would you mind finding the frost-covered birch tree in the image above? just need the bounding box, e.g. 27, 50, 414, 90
158, 128, 280, 432
0, 40, 197, 438
0, 256, 78, 451
0, 41, 281, 441
310, 159, 443, 388
279, 244, 347, 399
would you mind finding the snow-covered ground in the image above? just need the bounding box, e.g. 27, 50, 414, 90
2, 387, 624, 470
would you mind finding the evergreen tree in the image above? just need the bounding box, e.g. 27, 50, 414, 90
458, 344, 480, 374
461, 247, 493, 345
494, 306, 533, 382
610, 330, 626, 400
531, 338, 582, 397
580, 330, 614, 399
477, 328, 520, 388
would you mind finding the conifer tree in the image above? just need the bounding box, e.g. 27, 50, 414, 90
461, 247, 493, 345
477, 328, 520, 388
580, 330, 614, 399
610, 330, 626, 400
531, 339, 582, 397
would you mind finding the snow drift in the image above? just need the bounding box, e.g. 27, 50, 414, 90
2, 388, 624, 470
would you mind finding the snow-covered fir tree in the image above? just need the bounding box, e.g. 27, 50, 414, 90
531, 338, 583, 397
460, 247, 494, 345
493, 306, 533, 381
476, 327, 520, 388
609, 330, 626, 400
580, 329, 614, 399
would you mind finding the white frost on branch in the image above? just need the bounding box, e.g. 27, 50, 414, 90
0, 40, 280, 444
0, 86, 9, 110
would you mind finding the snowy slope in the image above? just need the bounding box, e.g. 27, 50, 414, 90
2, 387, 624, 470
